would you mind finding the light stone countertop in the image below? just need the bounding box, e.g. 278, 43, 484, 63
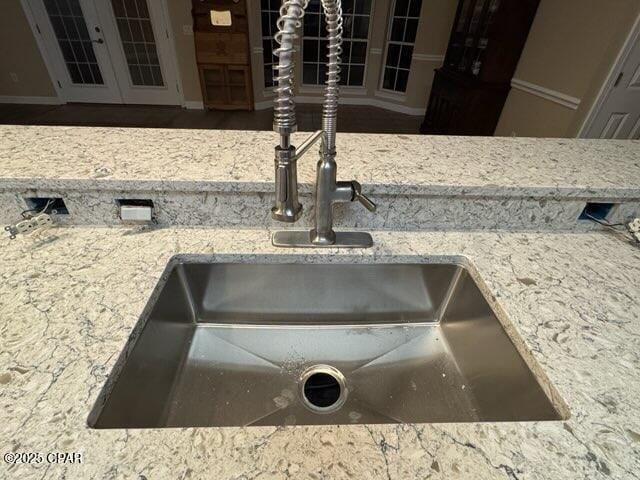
1, 226, 639, 480
1, 125, 639, 197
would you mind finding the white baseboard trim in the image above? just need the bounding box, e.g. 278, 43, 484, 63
374, 89, 406, 102
365, 98, 424, 115
254, 99, 273, 110
510, 78, 581, 110
0, 95, 62, 105
184, 100, 204, 110
255, 95, 424, 115
298, 85, 368, 96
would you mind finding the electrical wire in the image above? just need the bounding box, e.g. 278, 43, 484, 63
21, 199, 54, 219
584, 213, 637, 244
584, 213, 625, 227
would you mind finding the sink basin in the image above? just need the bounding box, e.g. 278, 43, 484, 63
89, 259, 565, 428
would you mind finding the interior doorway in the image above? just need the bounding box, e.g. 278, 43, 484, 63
581, 14, 640, 139
23, 0, 182, 105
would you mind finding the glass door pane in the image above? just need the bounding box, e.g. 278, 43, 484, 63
110, 0, 164, 86
43, 0, 104, 84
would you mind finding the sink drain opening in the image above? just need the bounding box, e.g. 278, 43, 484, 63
305, 373, 340, 407
300, 365, 347, 414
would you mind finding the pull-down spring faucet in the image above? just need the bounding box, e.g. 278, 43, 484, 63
270, 0, 376, 248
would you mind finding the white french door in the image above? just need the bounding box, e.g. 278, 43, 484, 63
26, 0, 181, 105
94, 0, 181, 105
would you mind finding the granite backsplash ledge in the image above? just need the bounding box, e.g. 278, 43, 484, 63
1, 126, 639, 231
0, 125, 639, 196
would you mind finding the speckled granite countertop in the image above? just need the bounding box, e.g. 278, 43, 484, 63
1, 126, 639, 197
1, 227, 639, 479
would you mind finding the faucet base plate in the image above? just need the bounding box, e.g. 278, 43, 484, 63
272, 230, 373, 248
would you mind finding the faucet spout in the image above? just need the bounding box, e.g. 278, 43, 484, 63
270, 0, 376, 248
270, 0, 343, 224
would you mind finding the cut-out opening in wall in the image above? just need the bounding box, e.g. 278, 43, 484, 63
116, 199, 155, 224
24, 197, 69, 215
115, 199, 155, 208
578, 202, 617, 221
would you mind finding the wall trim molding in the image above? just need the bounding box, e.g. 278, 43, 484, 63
255, 95, 424, 116
254, 99, 273, 110
298, 86, 368, 96
184, 100, 204, 110
0, 95, 62, 105
374, 89, 406, 101
412, 53, 445, 62
510, 78, 581, 110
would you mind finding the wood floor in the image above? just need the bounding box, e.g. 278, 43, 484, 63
0, 103, 424, 134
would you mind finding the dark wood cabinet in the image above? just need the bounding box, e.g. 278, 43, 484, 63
199, 64, 253, 110
192, 0, 254, 110
421, 0, 539, 135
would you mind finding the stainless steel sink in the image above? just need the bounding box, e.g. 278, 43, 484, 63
88, 259, 565, 428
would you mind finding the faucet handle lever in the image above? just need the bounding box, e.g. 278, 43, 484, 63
351, 181, 377, 213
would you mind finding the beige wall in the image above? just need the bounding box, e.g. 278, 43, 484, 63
406, 0, 457, 107
1, 0, 455, 112
0, 0, 202, 104
0, 0, 56, 98
7, 0, 634, 127
161, 0, 457, 111
166, 0, 202, 103
495, 0, 640, 138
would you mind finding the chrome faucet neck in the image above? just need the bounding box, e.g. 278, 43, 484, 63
270, 0, 376, 248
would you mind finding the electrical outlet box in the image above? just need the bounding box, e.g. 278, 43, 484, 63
117, 199, 155, 224
24, 197, 69, 215
579, 202, 616, 221
120, 205, 153, 223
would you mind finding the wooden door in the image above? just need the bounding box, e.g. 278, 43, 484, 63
199, 64, 252, 109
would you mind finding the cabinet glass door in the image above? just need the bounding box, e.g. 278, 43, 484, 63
445, 0, 501, 77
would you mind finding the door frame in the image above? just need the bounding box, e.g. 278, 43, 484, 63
20, 0, 185, 106
578, 12, 640, 138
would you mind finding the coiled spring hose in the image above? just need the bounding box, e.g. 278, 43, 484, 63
273, 0, 343, 154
